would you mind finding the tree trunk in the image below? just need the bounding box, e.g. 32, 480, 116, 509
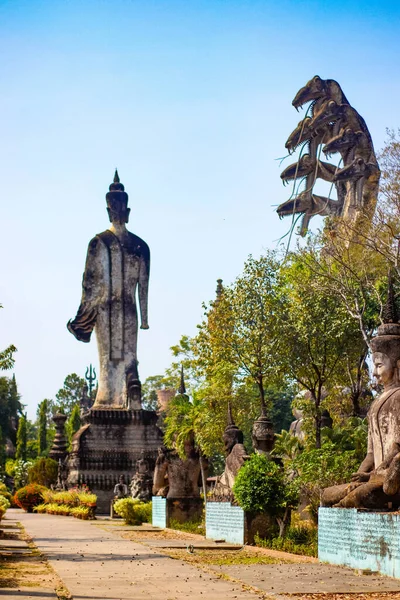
277, 507, 292, 538
199, 453, 207, 506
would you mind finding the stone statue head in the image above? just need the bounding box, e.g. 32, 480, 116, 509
106, 170, 130, 224
223, 403, 244, 455
371, 322, 400, 389
252, 408, 275, 454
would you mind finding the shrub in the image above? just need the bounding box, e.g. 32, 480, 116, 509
0, 494, 10, 521
113, 498, 152, 525
255, 525, 318, 557
77, 492, 97, 508
13, 484, 47, 512
28, 458, 58, 488
70, 506, 92, 520
233, 454, 286, 514
33, 503, 48, 514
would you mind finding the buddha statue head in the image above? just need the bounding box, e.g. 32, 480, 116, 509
370, 273, 400, 390
106, 170, 130, 224
223, 403, 244, 455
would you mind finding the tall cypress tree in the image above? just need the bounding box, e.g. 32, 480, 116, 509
16, 414, 27, 461
38, 400, 48, 456
66, 404, 81, 446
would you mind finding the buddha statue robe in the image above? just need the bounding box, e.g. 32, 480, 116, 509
68, 229, 150, 408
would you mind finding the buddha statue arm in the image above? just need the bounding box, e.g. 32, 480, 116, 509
351, 428, 374, 482
67, 237, 107, 342
138, 251, 150, 329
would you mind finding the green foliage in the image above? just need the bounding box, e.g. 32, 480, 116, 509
0, 375, 23, 451
113, 498, 152, 524
233, 454, 287, 514
14, 484, 46, 511
169, 517, 205, 535
37, 400, 48, 456
141, 374, 177, 411
255, 525, 317, 557
66, 404, 81, 445
16, 415, 27, 461
50, 373, 85, 418
28, 458, 58, 488
11, 459, 34, 489
70, 505, 93, 519
0, 305, 16, 370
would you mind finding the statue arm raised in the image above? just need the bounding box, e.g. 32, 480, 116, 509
67, 237, 107, 342
138, 249, 150, 329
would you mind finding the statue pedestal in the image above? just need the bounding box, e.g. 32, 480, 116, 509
151, 497, 203, 528
67, 408, 163, 513
319, 507, 400, 578
206, 502, 276, 545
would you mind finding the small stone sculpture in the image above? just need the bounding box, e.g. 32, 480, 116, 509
213, 404, 249, 498
252, 405, 275, 455
152, 439, 201, 499
322, 277, 400, 509
113, 475, 129, 499
67, 171, 150, 409
49, 413, 68, 461
130, 451, 153, 502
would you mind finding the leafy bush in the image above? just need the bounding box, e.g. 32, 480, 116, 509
113, 498, 152, 525
255, 527, 317, 557
33, 503, 48, 514
13, 484, 46, 512
28, 458, 58, 487
233, 454, 286, 514
70, 506, 93, 520
9, 459, 34, 489
0, 483, 12, 504
0, 494, 10, 520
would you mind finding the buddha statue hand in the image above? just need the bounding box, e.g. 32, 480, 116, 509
350, 471, 371, 483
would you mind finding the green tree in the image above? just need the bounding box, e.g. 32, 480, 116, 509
277, 254, 367, 448
16, 414, 27, 461
50, 373, 85, 417
141, 374, 177, 411
66, 404, 81, 445
37, 400, 48, 456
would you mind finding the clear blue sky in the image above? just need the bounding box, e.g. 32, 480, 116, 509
1, 0, 399, 419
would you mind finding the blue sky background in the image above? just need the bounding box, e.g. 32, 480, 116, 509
1, 0, 399, 418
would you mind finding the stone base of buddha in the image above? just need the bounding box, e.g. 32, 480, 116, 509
319, 506, 400, 578
67, 408, 163, 513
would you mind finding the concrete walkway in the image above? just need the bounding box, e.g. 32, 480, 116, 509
16, 510, 257, 600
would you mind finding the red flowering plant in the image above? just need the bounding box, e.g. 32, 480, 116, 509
14, 484, 47, 512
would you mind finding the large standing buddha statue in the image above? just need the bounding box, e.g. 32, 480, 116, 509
67, 171, 150, 409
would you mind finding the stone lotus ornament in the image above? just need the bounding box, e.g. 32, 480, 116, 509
322, 275, 400, 509
67, 170, 150, 409
252, 404, 275, 456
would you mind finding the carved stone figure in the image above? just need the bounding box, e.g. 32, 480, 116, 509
67, 171, 150, 409
79, 383, 93, 416
130, 451, 153, 501
252, 405, 275, 455
213, 404, 249, 498
277, 75, 380, 235
153, 439, 201, 499
322, 279, 400, 509
289, 407, 306, 442
113, 475, 129, 499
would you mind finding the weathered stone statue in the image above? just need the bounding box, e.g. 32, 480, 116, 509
213, 404, 249, 498
322, 284, 400, 509
113, 475, 129, 499
49, 413, 68, 461
68, 170, 150, 409
277, 76, 380, 236
152, 439, 201, 499
130, 451, 153, 501
252, 405, 275, 455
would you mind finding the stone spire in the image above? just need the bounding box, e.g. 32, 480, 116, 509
178, 364, 186, 395
215, 279, 223, 303
383, 270, 399, 324
49, 413, 68, 461
106, 169, 128, 202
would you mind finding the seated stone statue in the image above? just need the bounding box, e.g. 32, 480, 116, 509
152, 437, 201, 499
213, 404, 249, 498
130, 451, 153, 502
322, 313, 400, 509
113, 475, 129, 499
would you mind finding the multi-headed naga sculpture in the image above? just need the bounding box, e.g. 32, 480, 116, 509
277, 76, 380, 236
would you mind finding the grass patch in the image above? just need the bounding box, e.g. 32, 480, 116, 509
255, 523, 318, 558
169, 518, 205, 536
163, 547, 290, 565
